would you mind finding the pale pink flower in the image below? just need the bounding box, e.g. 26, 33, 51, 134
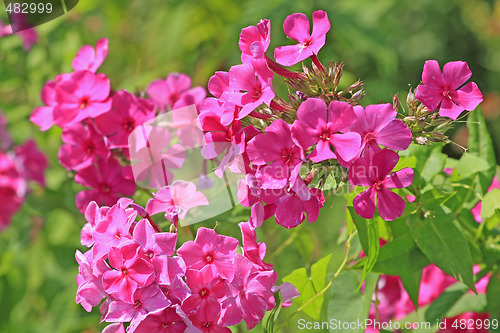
147, 73, 205, 111
239, 19, 271, 64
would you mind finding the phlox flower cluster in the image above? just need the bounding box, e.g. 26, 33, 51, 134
198, 10, 483, 225
0, 111, 47, 229
76, 199, 298, 333
31, 38, 206, 214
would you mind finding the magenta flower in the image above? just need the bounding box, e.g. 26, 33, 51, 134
239, 221, 273, 270
146, 181, 209, 222
189, 312, 231, 333
415, 60, 483, 120
0, 187, 23, 230
102, 323, 125, 333
182, 269, 227, 319
208, 72, 230, 99
219, 254, 277, 330
292, 99, 361, 163
102, 244, 155, 304
239, 19, 271, 64
133, 219, 177, 265
75, 249, 109, 312
14, 139, 48, 186
103, 284, 170, 322
30, 79, 58, 131
177, 227, 239, 281
128, 306, 190, 333
147, 73, 206, 111
53, 70, 112, 127
94, 90, 155, 148
221, 60, 274, 118
349, 149, 414, 221
247, 118, 304, 188
74, 158, 136, 213
274, 10, 330, 66
199, 113, 245, 178
72, 38, 109, 73
350, 103, 412, 158
58, 122, 109, 171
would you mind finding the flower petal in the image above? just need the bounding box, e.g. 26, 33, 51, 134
376, 188, 405, 221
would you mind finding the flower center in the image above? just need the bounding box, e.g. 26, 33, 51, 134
442, 90, 452, 100
100, 183, 111, 193
205, 253, 214, 263
199, 288, 210, 298
84, 141, 95, 154
121, 268, 128, 275
123, 117, 135, 132
365, 132, 376, 143
133, 300, 142, 308
281, 149, 294, 163
373, 180, 385, 191
319, 128, 331, 141
204, 322, 212, 328
79, 96, 90, 109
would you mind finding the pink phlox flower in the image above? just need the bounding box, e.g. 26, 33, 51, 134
271, 282, 300, 308
292, 98, 361, 163
0, 152, 25, 195
239, 221, 273, 270
58, 122, 109, 171
128, 124, 186, 189
147, 73, 206, 112
146, 181, 209, 222
81, 201, 109, 247
239, 19, 271, 64
74, 157, 136, 214
92, 203, 136, 259
30, 79, 58, 131
200, 113, 245, 178
102, 243, 156, 304
101, 323, 126, 333
159, 271, 191, 306
182, 269, 227, 319
274, 10, 330, 66
219, 254, 277, 330
349, 149, 414, 221
0, 186, 23, 230
221, 59, 274, 118
103, 284, 170, 323
13, 139, 48, 186
75, 249, 109, 312
72, 38, 109, 73
247, 118, 304, 188
415, 60, 483, 120
128, 305, 195, 333
208, 71, 230, 99
189, 312, 231, 333
177, 227, 239, 281
350, 103, 412, 159
133, 218, 177, 269
95, 90, 155, 148
53, 70, 112, 127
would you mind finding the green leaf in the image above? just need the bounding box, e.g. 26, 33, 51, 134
327, 271, 378, 333
349, 207, 379, 284
481, 188, 500, 220
394, 155, 417, 171
486, 271, 500, 324
466, 108, 496, 196
421, 145, 448, 182
457, 153, 491, 178
424, 284, 468, 323
282, 254, 332, 320
408, 202, 476, 291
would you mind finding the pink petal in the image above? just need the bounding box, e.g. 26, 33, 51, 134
376, 188, 405, 221
275, 195, 303, 228
374, 119, 412, 151
283, 13, 311, 42
415, 84, 444, 111
330, 132, 361, 162
442, 61, 472, 91
328, 101, 357, 132
274, 44, 304, 67
439, 98, 465, 120
291, 120, 319, 150
451, 82, 483, 111
308, 139, 336, 163
296, 97, 327, 128
421, 60, 445, 88
383, 167, 414, 188
353, 188, 375, 219
311, 10, 330, 40
370, 149, 399, 181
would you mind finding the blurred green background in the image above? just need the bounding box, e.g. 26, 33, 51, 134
0, 0, 499, 332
